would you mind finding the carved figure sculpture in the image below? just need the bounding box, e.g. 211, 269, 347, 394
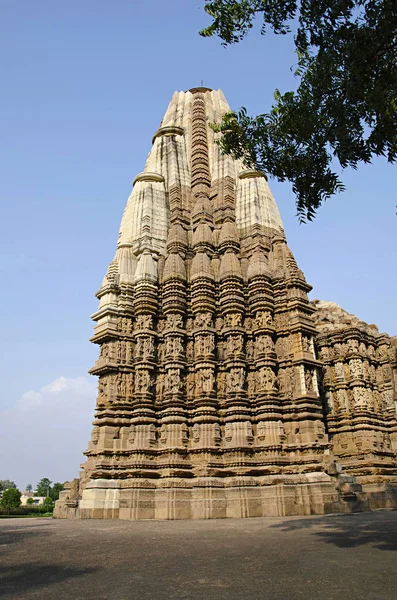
226, 368, 245, 393
305, 369, 314, 393
156, 374, 165, 399
135, 370, 151, 394
165, 369, 180, 394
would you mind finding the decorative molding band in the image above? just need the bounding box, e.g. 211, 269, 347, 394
238, 169, 268, 181
152, 126, 185, 144
188, 87, 213, 94
133, 172, 165, 186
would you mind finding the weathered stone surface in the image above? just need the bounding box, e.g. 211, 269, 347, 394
312, 299, 397, 488
54, 88, 397, 520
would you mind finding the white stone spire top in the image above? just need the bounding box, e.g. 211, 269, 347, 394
110, 89, 284, 289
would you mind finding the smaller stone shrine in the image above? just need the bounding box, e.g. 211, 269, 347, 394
313, 301, 397, 495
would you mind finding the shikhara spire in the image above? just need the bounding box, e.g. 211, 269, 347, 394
55, 89, 397, 520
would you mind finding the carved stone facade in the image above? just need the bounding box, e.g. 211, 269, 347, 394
313, 301, 397, 482
55, 88, 397, 520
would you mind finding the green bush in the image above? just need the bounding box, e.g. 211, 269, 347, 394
0, 504, 53, 517
0, 488, 21, 512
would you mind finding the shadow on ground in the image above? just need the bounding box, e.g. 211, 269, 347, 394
0, 520, 52, 547
0, 521, 101, 598
270, 511, 397, 551
0, 564, 100, 598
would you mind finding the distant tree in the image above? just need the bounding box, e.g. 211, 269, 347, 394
0, 480, 17, 492
35, 478, 52, 497
43, 497, 53, 507
26, 483, 33, 493
1, 488, 21, 512
50, 482, 64, 501
200, 0, 397, 221
26, 497, 34, 505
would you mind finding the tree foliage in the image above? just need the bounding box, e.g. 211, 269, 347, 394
35, 478, 52, 497
26, 483, 33, 493
0, 480, 17, 492
49, 483, 64, 501
200, 0, 397, 221
0, 488, 21, 511
34, 479, 63, 500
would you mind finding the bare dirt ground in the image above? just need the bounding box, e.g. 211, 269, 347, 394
1, 511, 397, 599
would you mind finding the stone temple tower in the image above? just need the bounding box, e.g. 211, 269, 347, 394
55, 88, 397, 519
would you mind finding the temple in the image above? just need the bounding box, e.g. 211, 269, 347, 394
55, 88, 397, 519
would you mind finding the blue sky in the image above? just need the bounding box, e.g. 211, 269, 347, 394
1, 1, 395, 488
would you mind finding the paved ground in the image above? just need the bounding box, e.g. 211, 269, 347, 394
1, 511, 397, 600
